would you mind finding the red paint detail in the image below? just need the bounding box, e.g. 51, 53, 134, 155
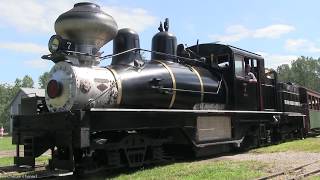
47, 80, 62, 98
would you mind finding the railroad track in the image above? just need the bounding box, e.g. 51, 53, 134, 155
0, 164, 73, 179
257, 160, 320, 180
0, 164, 45, 174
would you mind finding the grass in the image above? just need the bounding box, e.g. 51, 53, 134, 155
0, 154, 50, 179
308, 176, 320, 180
0, 156, 50, 179
0, 156, 12, 166
0, 155, 50, 166
109, 160, 267, 180
250, 137, 320, 153
0, 137, 318, 179
0, 136, 15, 151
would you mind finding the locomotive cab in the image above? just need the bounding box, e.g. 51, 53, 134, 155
188, 44, 264, 110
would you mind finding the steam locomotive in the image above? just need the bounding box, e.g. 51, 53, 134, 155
12, 2, 320, 174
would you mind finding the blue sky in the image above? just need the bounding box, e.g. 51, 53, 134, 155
0, 0, 320, 86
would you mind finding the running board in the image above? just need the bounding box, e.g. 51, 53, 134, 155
193, 137, 245, 148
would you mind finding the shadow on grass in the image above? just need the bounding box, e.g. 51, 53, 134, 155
79, 150, 251, 180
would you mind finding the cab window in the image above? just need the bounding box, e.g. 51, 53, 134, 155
245, 58, 258, 79
209, 53, 230, 68
217, 54, 230, 68
234, 54, 245, 78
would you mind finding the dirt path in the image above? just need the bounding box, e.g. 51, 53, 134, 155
196, 151, 320, 179
0, 150, 17, 158
0, 150, 50, 158
217, 151, 320, 172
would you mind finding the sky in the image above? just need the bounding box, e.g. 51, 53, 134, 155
0, 0, 320, 86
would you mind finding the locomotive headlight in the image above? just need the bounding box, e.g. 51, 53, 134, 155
48, 35, 62, 53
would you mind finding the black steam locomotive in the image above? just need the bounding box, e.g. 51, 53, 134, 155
12, 2, 320, 174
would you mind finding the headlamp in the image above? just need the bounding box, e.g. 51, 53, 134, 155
48, 35, 75, 54
48, 35, 62, 53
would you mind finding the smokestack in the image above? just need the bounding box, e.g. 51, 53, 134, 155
55, 2, 118, 66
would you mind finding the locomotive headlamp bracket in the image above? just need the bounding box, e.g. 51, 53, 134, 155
48, 35, 75, 54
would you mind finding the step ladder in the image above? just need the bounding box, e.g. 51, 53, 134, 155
14, 136, 35, 167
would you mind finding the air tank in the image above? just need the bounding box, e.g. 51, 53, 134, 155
151, 18, 177, 60
54, 2, 118, 65
112, 28, 141, 65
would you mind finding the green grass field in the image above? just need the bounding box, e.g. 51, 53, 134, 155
0, 136, 15, 151
0, 136, 49, 167
0, 137, 319, 179
104, 138, 320, 179
0, 156, 50, 179
107, 160, 267, 180
309, 176, 320, 180
0, 155, 50, 166
251, 137, 320, 153
0, 156, 13, 166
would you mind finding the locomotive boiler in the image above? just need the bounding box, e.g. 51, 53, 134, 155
12, 2, 317, 175
45, 2, 225, 112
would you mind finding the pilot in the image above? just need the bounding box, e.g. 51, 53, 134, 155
245, 64, 257, 83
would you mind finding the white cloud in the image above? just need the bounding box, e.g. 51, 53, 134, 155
210, 24, 295, 43
102, 6, 156, 32
209, 25, 250, 43
0, 0, 74, 33
23, 59, 49, 69
257, 51, 297, 68
0, 42, 48, 54
0, 0, 156, 34
285, 39, 320, 53
285, 39, 308, 50
253, 25, 295, 38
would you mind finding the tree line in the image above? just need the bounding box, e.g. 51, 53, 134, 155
0, 56, 319, 132
276, 56, 320, 92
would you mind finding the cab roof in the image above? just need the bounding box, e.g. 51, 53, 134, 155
188, 43, 264, 61
227, 45, 264, 60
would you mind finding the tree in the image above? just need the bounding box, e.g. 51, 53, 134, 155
38, 72, 50, 88
276, 56, 320, 92
21, 75, 34, 88
0, 84, 11, 127
0, 75, 35, 133
0, 83, 17, 132
277, 64, 292, 82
